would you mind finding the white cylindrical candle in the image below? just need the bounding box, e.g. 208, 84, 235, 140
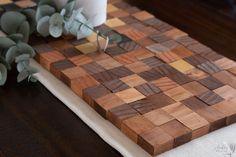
54, 0, 107, 27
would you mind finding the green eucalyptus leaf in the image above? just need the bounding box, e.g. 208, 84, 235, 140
0, 37, 16, 49
0, 11, 26, 34
37, 16, 50, 37
0, 63, 7, 86
17, 60, 30, 72
49, 13, 64, 25
15, 54, 30, 63
5, 46, 18, 64
49, 25, 63, 38
28, 75, 37, 83
17, 21, 30, 42
49, 13, 64, 38
8, 34, 24, 42
17, 42, 35, 57
36, 5, 56, 21
63, 0, 76, 19
17, 69, 29, 83
26, 66, 38, 74
21, 9, 37, 34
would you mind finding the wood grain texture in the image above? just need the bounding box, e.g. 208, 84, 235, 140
17, 0, 236, 155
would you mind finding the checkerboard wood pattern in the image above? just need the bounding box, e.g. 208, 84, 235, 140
2, 0, 236, 156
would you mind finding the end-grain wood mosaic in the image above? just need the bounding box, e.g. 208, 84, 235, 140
2, 0, 236, 156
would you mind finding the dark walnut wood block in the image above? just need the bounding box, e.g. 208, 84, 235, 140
3, 0, 236, 156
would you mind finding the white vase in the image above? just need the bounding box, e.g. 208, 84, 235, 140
54, 0, 107, 27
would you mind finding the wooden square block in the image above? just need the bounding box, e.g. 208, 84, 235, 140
123, 29, 147, 41
105, 18, 125, 28
114, 53, 139, 64
40, 51, 65, 70
214, 58, 236, 70
92, 70, 118, 83
142, 57, 164, 68
163, 102, 193, 119
132, 11, 154, 21
69, 55, 93, 66
107, 4, 119, 13
143, 109, 174, 126
177, 113, 210, 139
199, 76, 224, 90
197, 61, 221, 74
121, 115, 155, 142
103, 79, 130, 93
71, 75, 99, 97
156, 51, 181, 63
184, 55, 208, 66
213, 71, 236, 89
197, 91, 224, 106
80, 62, 105, 74
120, 74, 146, 87
135, 83, 161, 96
119, 41, 141, 51
147, 43, 169, 54
49, 40, 73, 51
136, 38, 155, 47
213, 100, 236, 125
0, 0, 12, 5
75, 43, 97, 54
106, 46, 127, 56
115, 88, 145, 103
138, 127, 174, 156
95, 93, 125, 118
88, 52, 111, 62
126, 48, 155, 60
83, 85, 110, 107
169, 72, 193, 85
195, 107, 226, 131
160, 120, 191, 147
170, 59, 194, 73
61, 66, 88, 86
164, 86, 193, 101
108, 104, 140, 128
172, 47, 193, 58
181, 97, 208, 111
161, 40, 181, 50
182, 81, 209, 95
229, 67, 236, 76
109, 10, 129, 18
125, 61, 151, 73
139, 69, 163, 81
185, 68, 209, 80
50, 60, 76, 79
109, 66, 134, 78
97, 58, 122, 70
150, 33, 170, 43
164, 28, 188, 40
152, 77, 179, 91
214, 85, 236, 101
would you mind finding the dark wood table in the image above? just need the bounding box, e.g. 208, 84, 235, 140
0, 69, 122, 157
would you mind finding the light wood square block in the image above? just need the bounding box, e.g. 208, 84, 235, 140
123, 29, 147, 41
105, 18, 125, 28
0, 0, 12, 5
71, 75, 99, 97
164, 86, 193, 101
152, 77, 179, 91
164, 28, 188, 40
213, 100, 236, 125
120, 74, 146, 87
214, 85, 236, 101
170, 59, 194, 73
75, 43, 97, 54
213, 71, 236, 89
172, 46, 193, 58
185, 68, 209, 80
214, 58, 236, 70
95, 94, 125, 118
160, 120, 192, 147
138, 127, 174, 156
163, 102, 193, 119
125, 61, 151, 73
121, 115, 155, 142
128, 48, 154, 60
107, 4, 119, 13
144, 109, 174, 126
182, 81, 209, 95
40, 51, 65, 70
229, 66, 236, 76
61, 66, 88, 86
132, 11, 154, 21
114, 53, 139, 64
115, 88, 145, 103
